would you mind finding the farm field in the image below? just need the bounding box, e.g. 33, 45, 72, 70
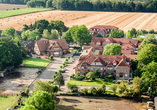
0, 4, 27, 11
0, 8, 52, 18
0, 10, 157, 31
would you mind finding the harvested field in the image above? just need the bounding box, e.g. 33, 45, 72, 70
0, 10, 157, 31
56, 96, 146, 110
0, 4, 27, 11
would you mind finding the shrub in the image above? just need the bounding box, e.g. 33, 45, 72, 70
68, 56, 70, 59
97, 88, 105, 96
52, 75, 56, 78
25, 87, 30, 96
60, 65, 63, 69
149, 29, 154, 34
89, 87, 97, 95
6, 9, 8, 11
75, 72, 80, 77
110, 84, 117, 95
67, 83, 78, 92
65, 59, 68, 61
75, 76, 84, 81
55, 72, 58, 74
82, 88, 88, 95
13, 8, 15, 10
70, 74, 75, 79
78, 48, 82, 52
17, 8, 20, 10
50, 55, 53, 60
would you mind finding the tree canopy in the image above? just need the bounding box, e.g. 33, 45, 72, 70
20, 91, 55, 110
137, 44, 157, 65
103, 43, 122, 55
109, 29, 124, 38
53, 72, 65, 88
126, 28, 137, 39
2, 27, 15, 37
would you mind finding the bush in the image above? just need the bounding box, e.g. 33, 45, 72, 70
67, 83, 78, 92
110, 84, 117, 95
60, 65, 63, 69
50, 55, 53, 60
82, 88, 88, 95
97, 88, 105, 96
70, 74, 75, 79
68, 56, 70, 59
58, 93, 78, 96
55, 71, 58, 74
17, 8, 20, 10
75, 76, 84, 81
60, 54, 65, 58
25, 87, 30, 96
89, 87, 97, 95
78, 48, 82, 52
65, 59, 68, 61
149, 29, 154, 34
13, 8, 15, 10
6, 9, 8, 11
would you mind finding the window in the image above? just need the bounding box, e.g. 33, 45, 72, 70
91, 67, 93, 70
113, 63, 116, 65
51, 52, 53, 55
121, 70, 123, 72
88, 67, 90, 70
60, 52, 62, 55
107, 67, 113, 70
117, 69, 119, 72
104, 68, 106, 70
101, 68, 103, 70
103, 43, 105, 46
54, 48, 59, 50
47, 52, 49, 54
94, 67, 97, 70
81, 67, 84, 70
125, 70, 128, 72
90, 29, 92, 30
78, 67, 80, 69
125, 74, 127, 77
97, 43, 100, 45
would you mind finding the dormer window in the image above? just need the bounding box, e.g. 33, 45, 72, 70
90, 29, 92, 30
94, 29, 95, 31
134, 44, 136, 45
113, 63, 116, 65
126, 62, 129, 64
97, 43, 100, 45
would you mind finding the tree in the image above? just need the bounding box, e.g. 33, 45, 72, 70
71, 25, 93, 47
32, 80, 59, 96
97, 34, 103, 37
53, 72, 65, 88
86, 72, 95, 81
61, 29, 74, 44
118, 80, 129, 94
89, 87, 97, 95
67, 83, 78, 92
97, 88, 105, 96
140, 34, 157, 48
93, 69, 101, 78
50, 29, 58, 39
103, 43, 122, 55
141, 61, 157, 97
43, 29, 50, 39
110, 84, 117, 95
21, 30, 30, 41
2, 27, 15, 37
132, 76, 142, 97
109, 29, 124, 38
23, 24, 29, 31
20, 91, 55, 110
137, 44, 157, 65
126, 28, 137, 39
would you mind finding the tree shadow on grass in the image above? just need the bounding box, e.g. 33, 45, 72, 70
56, 105, 82, 110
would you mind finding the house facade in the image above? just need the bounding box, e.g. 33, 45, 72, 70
90, 36, 142, 56
34, 38, 69, 57
74, 55, 132, 79
89, 25, 119, 37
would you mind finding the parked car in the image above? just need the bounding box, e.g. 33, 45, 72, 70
75, 51, 80, 56
62, 68, 67, 73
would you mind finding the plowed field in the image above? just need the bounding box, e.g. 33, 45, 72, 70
0, 10, 157, 31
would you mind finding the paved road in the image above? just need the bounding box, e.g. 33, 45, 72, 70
29, 55, 79, 93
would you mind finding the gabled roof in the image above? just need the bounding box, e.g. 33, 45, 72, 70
23, 39, 35, 49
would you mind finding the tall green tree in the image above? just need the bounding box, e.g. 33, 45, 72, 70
126, 28, 137, 39
61, 29, 74, 44
109, 29, 124, 38
103, 43, 122, 55
53, 72, 65, 88
71, 25, 92, 47
43, 29, 50, 39
2, 27, 15, 37
50, 29, 58, 39
33, 80, 59, 96
137, 44, 157, 65
20, 91, 55, 110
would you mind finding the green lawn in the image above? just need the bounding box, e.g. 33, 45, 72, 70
0, 96, 19, 110
0, 8, 52, 18
68, 79, 116, 87
23, 58, 51, 68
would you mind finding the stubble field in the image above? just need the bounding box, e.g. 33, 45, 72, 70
0, 4, 27, 11
0, 10, 157, 31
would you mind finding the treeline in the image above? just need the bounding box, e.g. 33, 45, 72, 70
26, 0, 157, 12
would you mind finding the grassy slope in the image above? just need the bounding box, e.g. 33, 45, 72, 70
68, 79, 116, 87
23, 58, 51, 68
0, 8, 52, 18
0, 96, 19, 110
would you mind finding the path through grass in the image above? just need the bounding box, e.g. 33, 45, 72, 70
0, 8, 52, 18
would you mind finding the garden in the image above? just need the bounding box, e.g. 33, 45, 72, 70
22, 58, 51, 68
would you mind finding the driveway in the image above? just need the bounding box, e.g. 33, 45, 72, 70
59, 56, 80, 93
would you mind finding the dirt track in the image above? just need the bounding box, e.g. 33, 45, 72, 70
0, 10, 157, 31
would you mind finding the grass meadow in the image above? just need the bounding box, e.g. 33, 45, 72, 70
0, 8, 52, 18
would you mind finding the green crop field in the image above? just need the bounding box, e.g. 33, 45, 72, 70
0, 8, 52, 18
